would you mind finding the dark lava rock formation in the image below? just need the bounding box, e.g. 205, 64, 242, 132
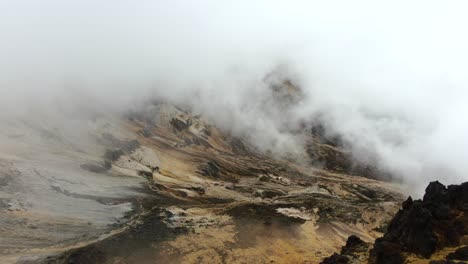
321, 181, 468, 264
320, 235, 370, 264
369, 181, 468, 263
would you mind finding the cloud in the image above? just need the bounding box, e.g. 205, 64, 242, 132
1, 0, 468, 194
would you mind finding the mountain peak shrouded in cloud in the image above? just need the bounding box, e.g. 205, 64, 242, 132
1, 0, 468, 193
2, 2, 468, 263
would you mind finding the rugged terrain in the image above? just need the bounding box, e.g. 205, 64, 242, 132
0, 80, 468, 263
1, 87, 466, 263
0, 99, 406, 264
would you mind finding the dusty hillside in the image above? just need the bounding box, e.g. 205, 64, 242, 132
3, 96, 466, 264
0, 101, 407, 264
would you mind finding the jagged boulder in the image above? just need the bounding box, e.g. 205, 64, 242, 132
370, 181, 468, 263
320, 235, 371, 264
341, 235, 369, 256
370, 239, 405, 264
448, 182, 468, 210
370, 195, 436, 259
424, 181, 450, 219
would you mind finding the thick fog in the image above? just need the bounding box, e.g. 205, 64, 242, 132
1, 0, 468, 193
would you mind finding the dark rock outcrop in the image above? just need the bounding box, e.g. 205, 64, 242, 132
198, 160, 221, 178
320, 235, 371, 264
321, 253, 349, 264
447, 246, 468, 261
370, 238, 405, 264
170, 118, 190, 131
341, 235, 369, 256
369, 181, 468, 263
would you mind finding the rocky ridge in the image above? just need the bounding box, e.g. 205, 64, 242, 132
320, 181, 468, 264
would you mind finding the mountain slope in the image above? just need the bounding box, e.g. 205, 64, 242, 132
7, 102, 405, 264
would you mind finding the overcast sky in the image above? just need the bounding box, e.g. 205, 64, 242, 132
1, 0, 468, 194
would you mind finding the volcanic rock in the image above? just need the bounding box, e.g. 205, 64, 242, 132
447, 246, 468, 261
370, 181, 468, 263
320, 235, 371, 264
320, 253, 349, 264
